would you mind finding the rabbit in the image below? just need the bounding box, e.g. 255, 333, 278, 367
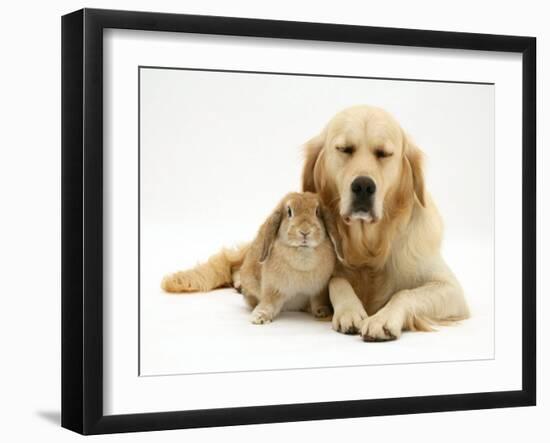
161, 192, 343, 324
236, 192, 344, 324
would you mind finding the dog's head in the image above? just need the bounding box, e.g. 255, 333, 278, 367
302, 105, 425, 226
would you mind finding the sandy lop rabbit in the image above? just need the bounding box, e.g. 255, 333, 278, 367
161, 192, 343, 324
237, 192, 343, 324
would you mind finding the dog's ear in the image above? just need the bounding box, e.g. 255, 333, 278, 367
403, 134, 426, 208
320, 203, 344, 262
259, 206, 283, 263
302, 131, 326, 192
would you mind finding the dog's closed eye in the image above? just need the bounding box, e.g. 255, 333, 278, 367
337, 145, 355, 155
374, 148, 393, 159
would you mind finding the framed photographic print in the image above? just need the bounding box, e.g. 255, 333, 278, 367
61, 8, 536, 435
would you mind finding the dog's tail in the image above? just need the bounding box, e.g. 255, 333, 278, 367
161, 243, 249, 293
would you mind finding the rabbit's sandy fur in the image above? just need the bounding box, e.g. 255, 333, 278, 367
161, 192, 343, 324
238, 192, 343, 324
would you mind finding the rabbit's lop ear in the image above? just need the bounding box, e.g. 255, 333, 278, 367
320, 204, 344, 262
259, 208, 283, 264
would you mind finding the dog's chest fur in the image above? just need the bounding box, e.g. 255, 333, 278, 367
336, 201, 441, 314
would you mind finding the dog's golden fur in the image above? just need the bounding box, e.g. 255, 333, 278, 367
302, 105, 469, 341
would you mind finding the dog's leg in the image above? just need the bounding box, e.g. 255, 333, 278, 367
360, 281, 469, 341
329, 277, 368, 334
250, 288, 286, 324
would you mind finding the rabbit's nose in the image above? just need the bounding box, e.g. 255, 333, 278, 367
299, 230, 310, 238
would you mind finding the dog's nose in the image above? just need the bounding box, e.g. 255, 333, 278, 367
351, 176, 376, 197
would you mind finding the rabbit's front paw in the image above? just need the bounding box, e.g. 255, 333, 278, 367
251, 308, 273, 325
312, 305, 332, 319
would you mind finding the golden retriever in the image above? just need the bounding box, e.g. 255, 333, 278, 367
302, 105, 470, 341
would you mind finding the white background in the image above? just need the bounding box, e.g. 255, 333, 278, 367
139, 67, 495, 376
0, 1, 546, 442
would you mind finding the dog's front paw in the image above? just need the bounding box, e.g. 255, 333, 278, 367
250, 309, 273, 325
360, 310, 403, 342
332, 307, 367, 334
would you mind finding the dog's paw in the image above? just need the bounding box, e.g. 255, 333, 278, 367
332, 307, 367, 334
360, 311, 403, 342
250, 309, 273, 325
312, 305, 332, 319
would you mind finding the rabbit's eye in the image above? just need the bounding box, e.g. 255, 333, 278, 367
287, 207, 293, 218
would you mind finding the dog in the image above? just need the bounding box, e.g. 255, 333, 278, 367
301, 105, 470, 341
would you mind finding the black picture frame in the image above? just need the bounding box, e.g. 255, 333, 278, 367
61, 8, 536, 435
